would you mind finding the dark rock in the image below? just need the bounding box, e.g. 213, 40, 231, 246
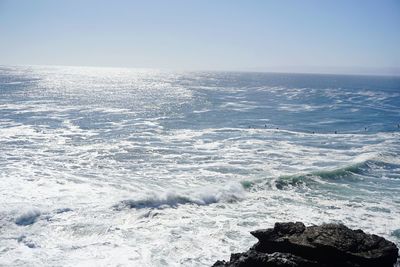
213, 251, 321, 267
252, 222, 398, 266
213, 222, 399, 267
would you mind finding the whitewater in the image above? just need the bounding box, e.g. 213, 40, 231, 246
0, 65, 399, 266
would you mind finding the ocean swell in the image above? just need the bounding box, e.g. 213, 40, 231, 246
274, 157, 399, 190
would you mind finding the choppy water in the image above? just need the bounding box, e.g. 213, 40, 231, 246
0, 65, 399, 266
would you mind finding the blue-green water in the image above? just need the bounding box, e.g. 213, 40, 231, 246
0, 65, 399, 266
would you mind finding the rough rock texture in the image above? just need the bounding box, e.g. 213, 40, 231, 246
213, 251, 320, 267
213, 222, 399, 267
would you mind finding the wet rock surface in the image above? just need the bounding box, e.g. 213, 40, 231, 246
213, 222, 399, 267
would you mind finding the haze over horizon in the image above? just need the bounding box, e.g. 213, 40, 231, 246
1, 0, 399, 75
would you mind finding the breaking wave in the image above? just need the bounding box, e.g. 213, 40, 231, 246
114, 182, 246, 210
15, 208, 41, 226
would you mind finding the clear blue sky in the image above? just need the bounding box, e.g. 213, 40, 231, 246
0, 0, 399, 75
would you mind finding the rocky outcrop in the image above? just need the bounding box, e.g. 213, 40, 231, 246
213, 222, 399, 267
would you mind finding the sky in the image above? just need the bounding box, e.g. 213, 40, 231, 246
0, 0, 399, 75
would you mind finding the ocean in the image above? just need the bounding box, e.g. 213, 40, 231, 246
0, 65, 399, 266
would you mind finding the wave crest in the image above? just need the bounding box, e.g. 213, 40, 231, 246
274, 157, 399, 190
114, 182, 245, 210
15, 208, 41, 226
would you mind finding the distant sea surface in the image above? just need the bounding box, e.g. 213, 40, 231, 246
1, 66, 399, 266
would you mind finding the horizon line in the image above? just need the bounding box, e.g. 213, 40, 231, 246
1, 63, 400, 78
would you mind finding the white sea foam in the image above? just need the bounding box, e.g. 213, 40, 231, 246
0, 66, 399, 266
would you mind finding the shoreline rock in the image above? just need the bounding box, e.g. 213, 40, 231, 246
213, 222, 399, 267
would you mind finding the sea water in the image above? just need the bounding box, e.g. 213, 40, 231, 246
0, 65, 399, 266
